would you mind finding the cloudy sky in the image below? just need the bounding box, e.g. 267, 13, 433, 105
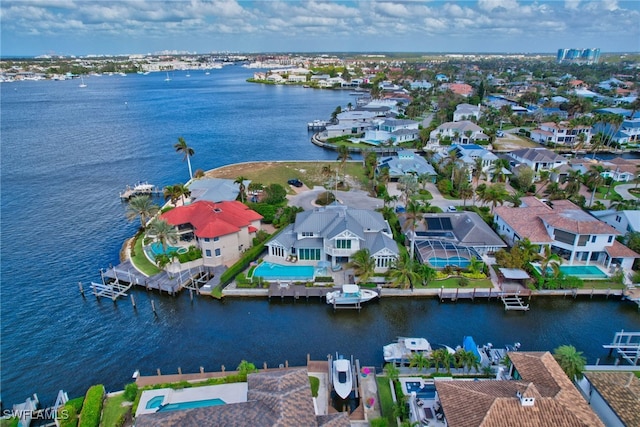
1, 0, 639, 57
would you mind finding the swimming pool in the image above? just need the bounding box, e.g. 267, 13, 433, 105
149, 242, 186, 256
157, 398, 226, 412
428, 256, 470, 269
533, 264, 608, 279
145, 395, 165, 409
405, 381, 436, 399
253, 262, 315, 281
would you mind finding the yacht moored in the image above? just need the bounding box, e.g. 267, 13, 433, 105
325, 284, 378, 307
383, 337, 433, 364
332, 355, 353, 400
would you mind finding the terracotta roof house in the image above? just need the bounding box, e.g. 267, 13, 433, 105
265, 204, 399, 272
434, 352, 604, 427
135, 368, 349, 427
494, 197, 639, 271
442, 82, 474, 97
577, 371, 640, 427
160, 200, 263, 267
530, 121, 592, 147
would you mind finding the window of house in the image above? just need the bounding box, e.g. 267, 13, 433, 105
302, 232, 314, 237
205, 249, 211, 257
336, 239, 352, 249
554, 229, 576, 245
616, 215, 621, 223
608, 236, 613, 243
215, 248, 221, 256
577, 235, 589, 246
591, 236, 597, 243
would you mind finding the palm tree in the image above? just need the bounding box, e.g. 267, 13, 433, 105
430, 348, 447, 374
174, 137, 195, 180
587, 165, 605, 207
383, 363, 399, 382
163, 184, 182, 205
466, 257, 484, 275
553, 345, 586, 381
459, 183, 474, 206
515, 238, 541, 265
147, 218, 179, 254
336, 145, 351, 181
539, 245, 562, 277
563, 169, 582, 198
482, 183, 509, 213
125, 195, 159, 230
418, 263, 436, 286
235, 176, 247, 203
409, 352, 431, 372
404, 200, 427, 259
388, 252, 421, 290
490, 158, 510, 183
348, 248, 375, 284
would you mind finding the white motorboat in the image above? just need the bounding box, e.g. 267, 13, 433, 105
326, 284, 378, 306
383, 337, 433, 363
332, 356, 353, 400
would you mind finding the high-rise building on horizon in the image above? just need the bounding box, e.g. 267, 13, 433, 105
557, 48, 600, 64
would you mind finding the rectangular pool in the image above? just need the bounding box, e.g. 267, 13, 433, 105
533, 264, 608, 279
405, 381, 436, 399
157, 398, 226, 412
253, 262, 315, 281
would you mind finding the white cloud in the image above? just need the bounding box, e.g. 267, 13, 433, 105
564, 0, 581, 10
477, 0, 520, 12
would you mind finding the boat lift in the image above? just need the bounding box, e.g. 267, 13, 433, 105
603, 330, 640, 366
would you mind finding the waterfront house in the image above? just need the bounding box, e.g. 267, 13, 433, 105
264, 204, 399, 272
135, 368, 349, 427
410, 211, 507, 269
188, 177, 249, 203
361, 118, 420, 145
577, 372, 640, 427
593, 116, 640, 146
325, 110, 377, 138
376, 150, 437, 181
428, 121, 488, 147
529, 122, 592, 147
434, 352, 604, 427
440, 144, 500, 182
160, 200, 263, 267
590, 210, 640, 234
494, 197, 639, 270
508, 148, 567, 177
453, 103, 481, 122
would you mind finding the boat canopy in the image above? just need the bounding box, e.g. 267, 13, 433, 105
463, 336, 482, 362
404, 338, 431, 351
342, 284, 360, 294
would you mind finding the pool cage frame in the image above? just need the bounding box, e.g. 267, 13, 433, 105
414, 239, 481, 269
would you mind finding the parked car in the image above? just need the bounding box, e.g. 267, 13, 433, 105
395, 205, 405, 213
447, 205, 457, 212
497, 130, 504, 137
287, 178, 303, 187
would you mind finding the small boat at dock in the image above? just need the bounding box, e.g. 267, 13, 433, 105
119, 182, 161, 200
383, 337, 432, 363
332, 355, 353, 400
325, 284, 378, 307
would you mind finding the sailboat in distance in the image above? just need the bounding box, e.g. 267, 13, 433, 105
164, 72, 171, 82
79, 76, 87, 88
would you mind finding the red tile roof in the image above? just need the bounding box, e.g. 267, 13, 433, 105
605, 240, 640, 258
160, 200, 262, 239
495, 197, 619, 242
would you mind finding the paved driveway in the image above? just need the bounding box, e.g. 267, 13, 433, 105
613, 183, 639, 200
288, 186, 384, 211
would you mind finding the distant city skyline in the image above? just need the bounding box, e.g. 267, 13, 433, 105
1, 0, 639, 57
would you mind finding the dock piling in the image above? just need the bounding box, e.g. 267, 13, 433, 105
130, 294, 136, 309
151, 300, 157, 316
79, 282, 84, 297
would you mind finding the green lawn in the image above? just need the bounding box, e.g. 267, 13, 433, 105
375, 375, 397, 427
131, 235, 161, 276
100, 393, 130, 427
582, 281, 626, 290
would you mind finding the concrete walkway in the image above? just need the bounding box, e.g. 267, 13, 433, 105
613, 183, 639, 200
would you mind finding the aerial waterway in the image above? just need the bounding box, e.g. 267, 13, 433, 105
1, 67, 638, 407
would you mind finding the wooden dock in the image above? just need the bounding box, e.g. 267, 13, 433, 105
119, 182, 162, 201
93, 261, 214, 300
267, 283, 332, 301
500, 294, 530, 311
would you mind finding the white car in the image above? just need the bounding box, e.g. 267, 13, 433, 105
447, 206, 457, 212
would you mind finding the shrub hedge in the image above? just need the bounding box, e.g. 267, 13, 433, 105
218, 243, 267, 287
78, 385, 104, 427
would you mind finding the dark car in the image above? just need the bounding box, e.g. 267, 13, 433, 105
287, 178, 303, 187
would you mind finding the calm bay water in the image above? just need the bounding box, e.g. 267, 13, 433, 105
1, 67, 638, 407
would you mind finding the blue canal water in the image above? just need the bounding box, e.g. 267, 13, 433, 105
1, 67, 639, 407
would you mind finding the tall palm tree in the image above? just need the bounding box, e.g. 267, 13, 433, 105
235, 176, 247, 203
553, 345, 586, 381
163, 184, 182, 205
147, 218, 179, 253
383, 363, 399, 382
404, 200, 427, 259
125, 195, 159, 230
459, 183, 474, 206
348, 248, 375, 284
336, 145, 351, 181
174, 137, 195, 180
515, 238, 541, 265
490, 158, 510, 183
388, 252, 421, 289
430, 348, 447, 374
587, 164, 605, 207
